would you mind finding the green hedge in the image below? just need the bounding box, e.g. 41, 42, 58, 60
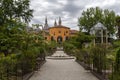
0, 46, 45, 80
110, 49, 120, 80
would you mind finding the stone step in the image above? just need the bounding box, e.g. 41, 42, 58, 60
46, 56, 75, 60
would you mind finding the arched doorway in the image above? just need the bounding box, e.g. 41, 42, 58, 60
57, 36, 62, 43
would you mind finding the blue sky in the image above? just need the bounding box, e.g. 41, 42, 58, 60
30, 0, 120, 30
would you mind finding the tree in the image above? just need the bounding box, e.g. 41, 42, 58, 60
112, 49, 120, 80
78, 7, 116, 35
76, 32, 93, 48
103, 9, 116, 35
32, 24, 43, 29
0, 21, 27, 56
0, 0, 33, 25
114, 49, 120, 74
116, 16, 120, 38
91, 45, 107, 74
63, 32, 93, 50
78, 7, 102, 33
0, 0, 33, 56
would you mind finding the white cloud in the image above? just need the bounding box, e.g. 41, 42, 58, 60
86, 0, 116, 8
30, 0, 120, 30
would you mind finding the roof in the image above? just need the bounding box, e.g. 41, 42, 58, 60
49, 25, 70, 29
90, 22, 107, 35
91, 22, 107, 31
70, 30, 79, 34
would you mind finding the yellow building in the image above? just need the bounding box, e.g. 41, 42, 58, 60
43, 17, 78, 43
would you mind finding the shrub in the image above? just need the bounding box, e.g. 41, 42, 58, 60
111, 49, 120, 80
90, 45, 107, 74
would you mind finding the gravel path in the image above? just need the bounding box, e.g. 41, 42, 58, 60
29, 51, 98, 80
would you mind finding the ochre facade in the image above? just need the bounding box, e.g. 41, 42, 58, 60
43, 17, 78, 43
49, 26, 70, 42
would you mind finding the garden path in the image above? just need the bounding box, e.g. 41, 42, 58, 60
29, 50, 98, 80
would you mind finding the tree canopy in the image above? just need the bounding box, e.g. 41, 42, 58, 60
116, 16, 120, 38
0, 0, 33, 25
78, 7, 116, 35
0, 0, 33, 56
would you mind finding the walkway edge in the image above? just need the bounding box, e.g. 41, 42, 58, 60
76, 60, 108, 80
76, 60, 100, 80
23, 61, 46, 80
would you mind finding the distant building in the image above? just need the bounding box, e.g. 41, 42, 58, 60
43, 17, 78, 43
70, 30, 79, 37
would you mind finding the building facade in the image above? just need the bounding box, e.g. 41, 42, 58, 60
43, 17, 78, 43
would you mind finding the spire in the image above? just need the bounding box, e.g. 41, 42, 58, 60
58, 17, 62, 25
44, 16, 49, 30
54, 19, 57, 26
45, 16, 48, 25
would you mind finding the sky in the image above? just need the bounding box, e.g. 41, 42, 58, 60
30, 0, 120, 30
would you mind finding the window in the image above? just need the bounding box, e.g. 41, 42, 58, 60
45, 37, 47, 40
59, 31, 61, 33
